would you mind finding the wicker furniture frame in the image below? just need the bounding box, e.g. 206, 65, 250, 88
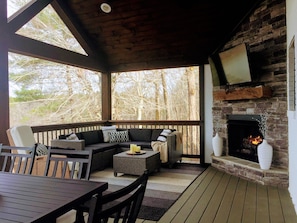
113, 150, 160, 176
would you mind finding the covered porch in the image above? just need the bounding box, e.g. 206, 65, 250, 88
1, 0, 297, 217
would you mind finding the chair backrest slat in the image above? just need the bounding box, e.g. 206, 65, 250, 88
44, 148, 93, 180
0, 145, 36, 175
87, 171, 149, 223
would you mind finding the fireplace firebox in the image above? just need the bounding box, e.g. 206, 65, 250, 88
227, 114, 263, 162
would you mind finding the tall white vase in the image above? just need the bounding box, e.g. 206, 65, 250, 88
212, 133, 223, 156
257, 139, 273, 170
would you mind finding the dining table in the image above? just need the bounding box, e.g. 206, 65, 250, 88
0, 172, 108, 223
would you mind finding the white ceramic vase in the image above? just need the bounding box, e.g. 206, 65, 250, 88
212, 133, 223, 156
257, 139, 273, 170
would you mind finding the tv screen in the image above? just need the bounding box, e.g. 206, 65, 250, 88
219, 43, 252, 85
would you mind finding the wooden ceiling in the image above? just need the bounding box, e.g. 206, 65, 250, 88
60, 0, 261, 72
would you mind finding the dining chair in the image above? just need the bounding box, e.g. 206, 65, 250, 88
77, 170, 149, 223
0, 145, 36, 174
44, 148, 93, 180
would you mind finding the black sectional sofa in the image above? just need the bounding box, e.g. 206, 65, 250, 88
51, 128, 182, 172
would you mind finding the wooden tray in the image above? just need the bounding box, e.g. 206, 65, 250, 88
126, 150, 146, 155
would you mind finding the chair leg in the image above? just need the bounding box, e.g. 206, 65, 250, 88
74, 209, 85, 223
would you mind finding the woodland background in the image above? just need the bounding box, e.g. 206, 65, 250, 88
8, 0, 200, 126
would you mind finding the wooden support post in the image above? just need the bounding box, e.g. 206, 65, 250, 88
101, 72, 112, 120
0, 1, 9, 145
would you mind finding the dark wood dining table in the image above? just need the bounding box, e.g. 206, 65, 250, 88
0, 172, 108, 223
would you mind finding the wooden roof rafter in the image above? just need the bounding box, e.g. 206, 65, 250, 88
7, 0, 109, 73
52, 0, 109, 72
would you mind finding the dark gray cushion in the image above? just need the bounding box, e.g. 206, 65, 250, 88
81, 131, 101, 145
97, 130, 104, 142
75, 132, 83, 140
151, 129, 163, 141
85, 143, 119, 152
129, 129, 152, 142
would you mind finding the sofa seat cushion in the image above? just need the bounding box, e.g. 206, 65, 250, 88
85, 143, 119, 153
118, 141, 152, 149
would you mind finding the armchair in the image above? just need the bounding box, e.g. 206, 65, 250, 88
6, 125, 65, 177
6, 125, 36, 148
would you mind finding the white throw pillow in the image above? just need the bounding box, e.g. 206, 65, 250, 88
66, 133, 79, 140
101, 125, 117, 142
157, 129, 173, 142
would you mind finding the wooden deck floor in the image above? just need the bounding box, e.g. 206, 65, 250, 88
140, 166, 297, 223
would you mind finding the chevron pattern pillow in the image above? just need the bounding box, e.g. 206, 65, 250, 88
109, 130, 129, 143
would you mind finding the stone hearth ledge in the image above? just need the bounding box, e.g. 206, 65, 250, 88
211, 155, 288, 187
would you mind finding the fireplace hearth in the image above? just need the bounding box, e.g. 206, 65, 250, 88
211, 114, 288, 187
227, 114, 262, 162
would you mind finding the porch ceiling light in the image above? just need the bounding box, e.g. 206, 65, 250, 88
100, 3, 111, 13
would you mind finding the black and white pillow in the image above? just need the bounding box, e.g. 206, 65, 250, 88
66, 133, 79, 140
35, 143, 48, 156
157, 129, 173, 142
109, 131, 129, 143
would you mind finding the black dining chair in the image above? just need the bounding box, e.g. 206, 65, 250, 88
76, 170, 149, 223
0, 145, 36, 174
43, 147, 93, 180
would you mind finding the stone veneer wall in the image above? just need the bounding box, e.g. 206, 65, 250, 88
212, 0, 287, 170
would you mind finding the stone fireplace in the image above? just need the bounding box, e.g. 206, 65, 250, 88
212, 113, 288, 187
210, 0, 288, 187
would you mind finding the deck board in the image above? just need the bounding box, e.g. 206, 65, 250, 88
229, 178, 247, 222
213, 175, 238, 223
187, 170, 223, 222
268, 186, 284, 223
158, 166, 297, 223
256, 184, 270, 223
242, 181, 257, 223
199, 172, 230, 223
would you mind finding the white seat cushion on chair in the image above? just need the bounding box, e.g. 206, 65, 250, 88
9, 125, 36, 153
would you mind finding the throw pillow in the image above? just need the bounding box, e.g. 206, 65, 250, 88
157, 129, 173, 142
66, 133, 79, 140
109, 130, 129, 143
101, 125, 117, 142
35, 143, 48, 156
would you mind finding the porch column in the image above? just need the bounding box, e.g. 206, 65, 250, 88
0, 0, 9, 145
101, 72, 112, 120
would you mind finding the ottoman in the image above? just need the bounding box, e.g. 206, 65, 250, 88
113, 151, 161, 176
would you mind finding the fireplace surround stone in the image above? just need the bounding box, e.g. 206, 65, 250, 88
211, 155, 288, 187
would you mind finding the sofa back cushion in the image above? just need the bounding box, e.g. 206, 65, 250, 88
80, 130, 102, 145
151, 129, 163, 141
129, 129, 152, 142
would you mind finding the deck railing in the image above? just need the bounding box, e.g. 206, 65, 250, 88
31, 120, 202, 162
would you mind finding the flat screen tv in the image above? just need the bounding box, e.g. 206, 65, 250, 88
209, 43, 253, 86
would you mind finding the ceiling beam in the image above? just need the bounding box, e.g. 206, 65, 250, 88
52, 0, 109, 71
9, 34, 107, 72
8, 0, 53, 33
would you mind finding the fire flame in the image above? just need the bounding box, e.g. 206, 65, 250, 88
248, 135, 263, 145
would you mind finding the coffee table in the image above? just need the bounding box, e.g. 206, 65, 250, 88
113, 150, 161, 176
